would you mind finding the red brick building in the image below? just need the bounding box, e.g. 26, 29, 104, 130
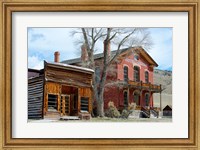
62, 44, 161, 111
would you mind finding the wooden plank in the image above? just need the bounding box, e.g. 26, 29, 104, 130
28, 76, 44, 119
45, 67, 93, 87
46, 78, 92, 88
45, 82, 60, 94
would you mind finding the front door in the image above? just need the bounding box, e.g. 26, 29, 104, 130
70, 94, 78, 116
134, 93, 140, 106
60, 95, 70, 116
145, 93, 150, 107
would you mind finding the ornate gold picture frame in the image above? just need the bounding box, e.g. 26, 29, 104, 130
0, 0, 199, 149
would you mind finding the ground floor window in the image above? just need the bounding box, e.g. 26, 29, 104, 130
124, 91, 128, 107
48, 94, 58, 111
81, 97, 89, 112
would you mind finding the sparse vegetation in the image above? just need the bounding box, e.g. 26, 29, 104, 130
121, 109, 131, 119
153, 69, 172, 108
121, 102, 136, 119
154, 69, 172, 94
105, 101, 137, 119
105, 101, 120, 118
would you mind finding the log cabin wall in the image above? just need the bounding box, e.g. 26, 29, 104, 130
28, 75, 44, 119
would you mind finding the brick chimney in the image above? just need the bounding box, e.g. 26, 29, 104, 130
104, 40, 111, 58
54, 51, 60, 63
81, 44, 88, 62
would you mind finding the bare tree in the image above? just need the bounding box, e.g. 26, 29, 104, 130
72, 28, 152, 117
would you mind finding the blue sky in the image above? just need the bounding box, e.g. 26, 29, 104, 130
28, 28, 172, 71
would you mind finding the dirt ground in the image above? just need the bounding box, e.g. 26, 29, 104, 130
28, 117, 172, 123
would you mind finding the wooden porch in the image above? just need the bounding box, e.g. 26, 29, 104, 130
117, 80, 162, 109
128, 80, 161, 92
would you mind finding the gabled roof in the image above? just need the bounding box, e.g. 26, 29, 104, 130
163, 105, 172, 110
119, 47, 158, 67
61, 48, 129, 64
61, 47, 158, 67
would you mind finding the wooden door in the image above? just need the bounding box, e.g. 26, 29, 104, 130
60, 95, 70, 116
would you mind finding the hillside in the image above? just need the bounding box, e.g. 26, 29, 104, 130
154, 69, 172, 94
153, 69, 172, 108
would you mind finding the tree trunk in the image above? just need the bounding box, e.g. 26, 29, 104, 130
97, 96, 104, 117
96, 68, 107, 117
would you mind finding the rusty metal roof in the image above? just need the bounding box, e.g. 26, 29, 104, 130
45, 61, 94, 74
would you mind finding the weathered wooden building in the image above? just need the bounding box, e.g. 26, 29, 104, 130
28, 53, 94, 119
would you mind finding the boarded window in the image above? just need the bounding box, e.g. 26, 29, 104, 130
124, 91, 128, 107
48, 94, 58, 111
134, 66, 140, 82
124, 66, 128, 82
145, 71, 149, 83
81, 97, 89, 112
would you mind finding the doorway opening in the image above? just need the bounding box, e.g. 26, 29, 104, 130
133, 91, 140, 106
62, 85, 78, 116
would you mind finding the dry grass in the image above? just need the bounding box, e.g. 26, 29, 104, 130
29, 117, 172, 123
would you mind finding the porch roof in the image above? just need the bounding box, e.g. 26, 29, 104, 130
116, 80, 162, 93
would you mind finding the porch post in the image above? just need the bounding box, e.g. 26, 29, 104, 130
128, 86, 130, 105
140, 90, 143, 107
139, 90, 141, 106
160, 92, 162, 111
149, 90, 151, 108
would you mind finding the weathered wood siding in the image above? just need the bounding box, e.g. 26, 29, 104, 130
45, 65, 92, 88
79, 88, 93, 113
44, 82, 61, 114
28, 76, 44, 119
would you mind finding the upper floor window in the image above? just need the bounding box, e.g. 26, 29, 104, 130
134, 54, 139, 61
134, 66, 140, 82
124, 66, 128, 82
145, 71, 149, 83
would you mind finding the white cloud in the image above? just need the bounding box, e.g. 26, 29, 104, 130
28, 28, 172, 70
28, 55, 44, 70
28, 28, 78, 62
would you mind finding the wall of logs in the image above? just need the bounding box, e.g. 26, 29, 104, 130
28, 75, 44, 119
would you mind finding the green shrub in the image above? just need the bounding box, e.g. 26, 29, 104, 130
105, 101, 120, 118
121, 109, 132, 119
